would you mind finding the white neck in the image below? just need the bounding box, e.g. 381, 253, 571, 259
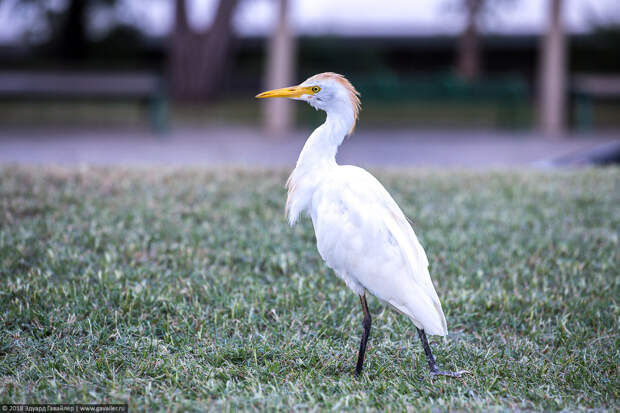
295, 102, 354, 169
285, 99, 355, 226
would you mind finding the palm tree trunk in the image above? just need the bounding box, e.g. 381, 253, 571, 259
539, 0, 567, 137
263, 0, 295, 135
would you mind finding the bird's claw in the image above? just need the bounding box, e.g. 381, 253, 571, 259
430, 369, 471, 379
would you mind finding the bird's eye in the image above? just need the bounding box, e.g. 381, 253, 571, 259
312, 86, 321, 93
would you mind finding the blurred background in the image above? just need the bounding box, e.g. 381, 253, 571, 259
0, 0, 619, 166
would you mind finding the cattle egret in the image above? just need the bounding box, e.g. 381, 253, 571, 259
256, 72, 468, 378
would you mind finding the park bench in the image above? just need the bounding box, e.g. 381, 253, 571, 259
355, 73, 529, 129
0, 71, 168, 133
571, 74, 620, 131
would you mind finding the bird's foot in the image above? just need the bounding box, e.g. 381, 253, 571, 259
429, 368, 471, 379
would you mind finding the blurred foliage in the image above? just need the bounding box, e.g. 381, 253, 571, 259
1, 2, 620, 80
572, 24, 620, 74
90, 24, 156, 62
1, 1, 619, 125
8, 0, 143, 61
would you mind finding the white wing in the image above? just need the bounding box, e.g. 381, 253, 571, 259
310, 165, 447, 335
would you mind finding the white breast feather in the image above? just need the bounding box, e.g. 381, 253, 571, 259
306, 165, 448, 335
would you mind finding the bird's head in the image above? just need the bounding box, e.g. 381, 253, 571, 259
256, 72, 361, 135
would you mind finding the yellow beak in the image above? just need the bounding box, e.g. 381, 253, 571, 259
255, 86, 314, 99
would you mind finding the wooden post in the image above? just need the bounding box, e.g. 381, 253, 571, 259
539, 0, 567, 137
264, 0, 295, 136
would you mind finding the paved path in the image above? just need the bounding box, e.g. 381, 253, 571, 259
0, 127, 617, 168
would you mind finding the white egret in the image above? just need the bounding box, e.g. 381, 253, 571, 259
256, 72, 468, 378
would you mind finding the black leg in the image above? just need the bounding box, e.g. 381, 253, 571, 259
417, 328, 470, 378
354, 294, 371, 376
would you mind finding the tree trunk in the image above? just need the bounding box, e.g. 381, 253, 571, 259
170, 0, 190, 100
539, 0, 566, 137
263, 0, 295, 136
457, 0, 483, 82
170, 0, 239, 101
58, 0, 87, 60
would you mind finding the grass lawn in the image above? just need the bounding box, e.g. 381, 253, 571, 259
1, 166, 618, 411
